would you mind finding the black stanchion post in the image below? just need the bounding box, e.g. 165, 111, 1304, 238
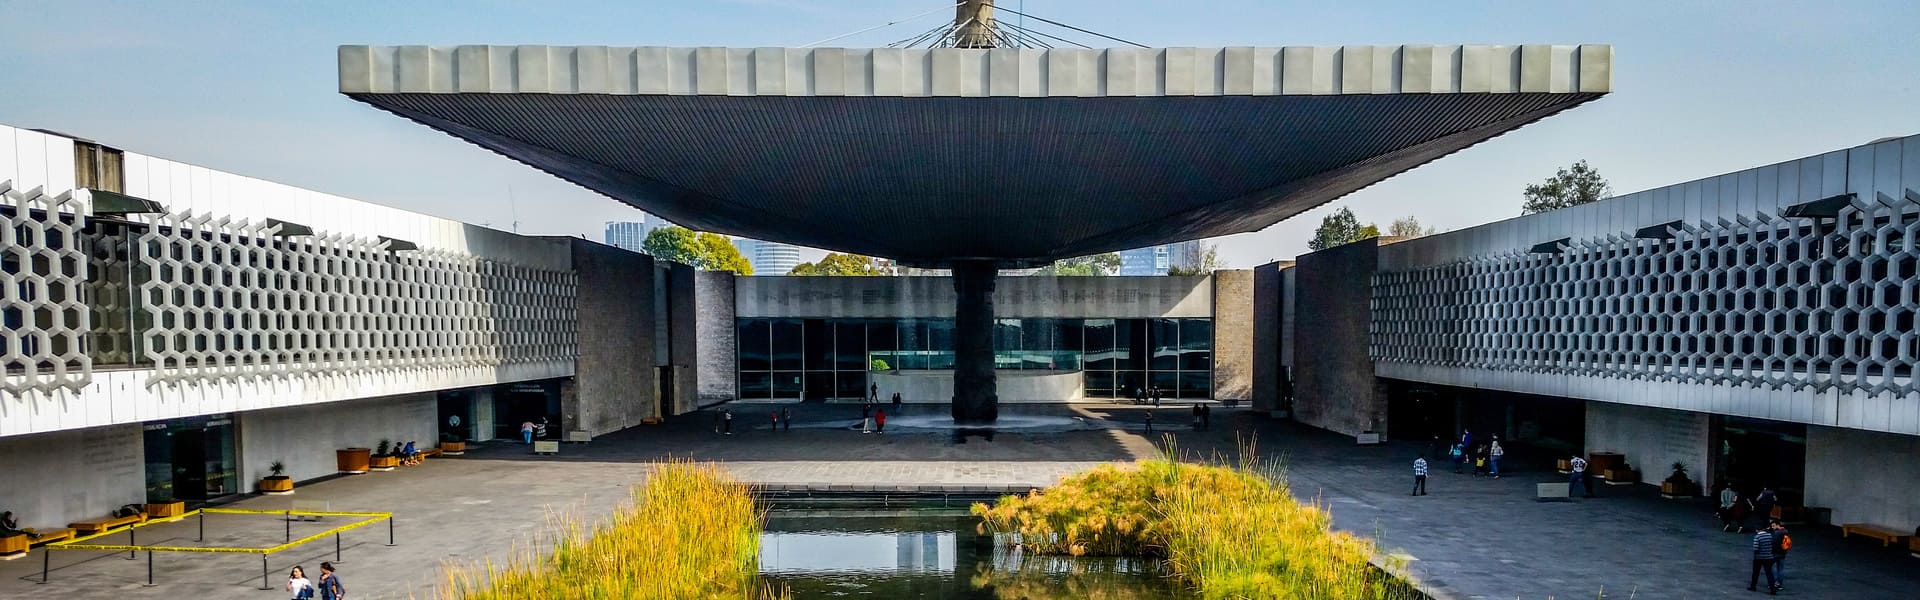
260, 554, 270, 590
284, 511, 291, 544
334, 532, 341, 562
197, 510, 204, 542
39, 547, 49, 584
386, 517, 394, 547
145, 550, 154, 587
128, 528, 136, 560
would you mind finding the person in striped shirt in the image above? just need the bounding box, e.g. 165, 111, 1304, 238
1749, 526, 1780, 593
1411, 454, 1429, 496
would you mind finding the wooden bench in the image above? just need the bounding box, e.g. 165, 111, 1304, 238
419, 447, 443, 458
27, 528, 75, 546
1841, 523, 1910, 547
69, 514, 145, 536
0, 534, 27, 556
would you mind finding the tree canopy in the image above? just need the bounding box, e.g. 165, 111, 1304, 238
789, 252, 885, 276
1307, 207, 1381, 252
1037, 253, 1121, 276
640, 226, 754, 275
1387, 215, 1436, 238
1521, 159, 1611, 215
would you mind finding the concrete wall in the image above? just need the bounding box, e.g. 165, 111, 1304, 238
0, 424, 144, 530
568, 239, 658, 436
871, 370, 1085, 404
1584, 402, 1711, 492
695, 270, 738, 407
735, 275, 1214, 319
1291, 239, 1385, 438
1211, 270, 1254, 402
1804, 426, 1920, 530
668, 263, 701, 415
238, 393, 436, 485
1251, 262, 1284, 412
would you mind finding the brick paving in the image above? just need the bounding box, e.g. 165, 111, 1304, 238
3, 403, 1914, 599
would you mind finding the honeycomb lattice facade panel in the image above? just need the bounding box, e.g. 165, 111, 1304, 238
135, 211, 577, 387
1372, 192, 1920, 398
0, 181, 92, 395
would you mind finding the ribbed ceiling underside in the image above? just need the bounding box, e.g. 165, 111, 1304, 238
353, 92, 1599, 264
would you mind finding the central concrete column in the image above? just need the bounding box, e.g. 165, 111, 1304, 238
953, 0, 996, 49
951, 261, 999, 424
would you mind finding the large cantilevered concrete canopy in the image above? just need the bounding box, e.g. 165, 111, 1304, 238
339, 42, 1611, 422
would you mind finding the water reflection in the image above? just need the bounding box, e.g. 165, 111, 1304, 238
762, 506, 1192, 599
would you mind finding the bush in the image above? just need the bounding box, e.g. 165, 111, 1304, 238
870, 359, 891, 372
974, 445, 1416, 600
440, 460, 786, 599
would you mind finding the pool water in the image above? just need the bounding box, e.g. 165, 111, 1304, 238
761, 504, 1194, 599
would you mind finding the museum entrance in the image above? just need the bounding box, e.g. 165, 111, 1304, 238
142, 414, 238, 503
1711, 416, 1806, 502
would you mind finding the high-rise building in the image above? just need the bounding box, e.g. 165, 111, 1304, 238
604, 213, 672, 252
1118, 241, 1203, 275
734, 238, 803, 275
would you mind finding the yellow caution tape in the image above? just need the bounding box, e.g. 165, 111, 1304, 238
50, 509, 393, 554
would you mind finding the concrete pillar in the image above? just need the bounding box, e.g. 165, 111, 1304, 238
470, 388, 496, 442
954, 0, 996, 48
951, 261, 999, 424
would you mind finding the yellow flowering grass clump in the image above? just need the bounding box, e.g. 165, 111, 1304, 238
441, 460, 786, 600
973, 445, 1417, 600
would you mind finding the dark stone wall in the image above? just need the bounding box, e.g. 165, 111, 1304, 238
1210, 270, 1254, 402
1251, 262, 1284, 412
695, 270, 737, 407
1291, 239, 1386, 438
568, 239, 659, 436
668, 262, 700, 415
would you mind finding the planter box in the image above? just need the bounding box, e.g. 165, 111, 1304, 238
259, 477, 295, 495
440, 441, 466, 456
337, 448, 372, 473
145, 502, 186, 518
1601, 468, 1638, 484
1660, 481, 1697, 499
1556, 459, 1572, 474
370, 455, 400, 471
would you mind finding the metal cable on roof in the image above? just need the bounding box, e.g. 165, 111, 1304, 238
801, 1, 965, 48
988, 5, 1150, 48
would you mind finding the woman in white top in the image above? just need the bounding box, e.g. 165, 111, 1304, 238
287, 565, 314, 600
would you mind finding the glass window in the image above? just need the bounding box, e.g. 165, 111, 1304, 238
926, 320, 956, 369
835, 322, 866, 370
1119, 319, 1145, 371
836, 372, 868, 399
1118, 370, 1145, 396
899, 319, 928, 370
1150, 318, 1180, 370
1180, 371, 1212, 399
772, 371, 804, 398
1056, 319, 1084, 353
805, 371, 834, 402
994, 319, 1023, 353
738, 319, 771, 371
1084, 370, 1114, 398
1083, 319, 1115, 370
867, 320, 898, 353
770, 319, 803, 371
804, 319, 833, 370
740, 372, 772, 399
1150, 371, 1178, 396
1180, 319, 1213, 371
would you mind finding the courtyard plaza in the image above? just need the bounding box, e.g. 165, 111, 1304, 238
5, 403, 1915, 600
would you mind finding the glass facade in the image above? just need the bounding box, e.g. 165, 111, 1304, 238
736, 318, 1212, 400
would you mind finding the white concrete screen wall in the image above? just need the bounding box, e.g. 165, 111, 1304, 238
0, 124, 579, 437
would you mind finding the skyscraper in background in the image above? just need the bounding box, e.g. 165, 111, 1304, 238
1167, 240, 1204, 272
603, 212, 672, 252
734, 238, 803, 275
1118, 241, 1205, 275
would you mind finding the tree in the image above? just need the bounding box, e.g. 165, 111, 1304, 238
1307, 207, 1380, 251
1521, 159, 1611, 215
789, 252, 884, 276
640, 226, 754, 275
1036, 252, 1121, 276
1388, 216, 1437, 238
1166, 243, 1224, 275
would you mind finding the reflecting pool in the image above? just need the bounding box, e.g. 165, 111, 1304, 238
762, 504, 1194, 599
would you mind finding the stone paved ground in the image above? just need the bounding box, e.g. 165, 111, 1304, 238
4, 403, 1915, 599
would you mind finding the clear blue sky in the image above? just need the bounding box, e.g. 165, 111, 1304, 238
2, 0, 1916, 267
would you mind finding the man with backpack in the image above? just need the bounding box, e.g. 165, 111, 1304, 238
1749, 525, 1780, 594
1769, 519, 1792, 589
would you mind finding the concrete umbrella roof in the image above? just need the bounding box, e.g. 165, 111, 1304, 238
341, 44, 1611, 266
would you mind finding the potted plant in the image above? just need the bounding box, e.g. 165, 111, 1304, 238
439, 431, 466, 455
370, 439, 400, 471
1660, 462, 1696, 498
259, 460, 295, 495
336, 446, 372, 474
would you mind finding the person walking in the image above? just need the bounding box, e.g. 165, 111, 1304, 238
1191, 403, 1204, 431
1569, 455, 1592, 498
876, 409, 887, 433
287, 565, 314, 600
1749, 525, 1781, 594
861, 403, 872, 421
317, 562, 345, 600
1753, 485, 1778, 525
782, 408, 792, 432
1133, 386, 1146, 405
1202, 403, 1211, 431
1718, 482, 1740, 531
1144, 410, 1155, 433
1488, 438, 1504, 478
520, 420, 535, 445
1769, 519, 1791, 589
1151, 387, 1161, 407
721, 409, 734, 435
892, 392, 902, 411
1411, 454, 1429, 496
770, 410, 780, 432
1449, 442, 1464, 474
870, 383, 879, 403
